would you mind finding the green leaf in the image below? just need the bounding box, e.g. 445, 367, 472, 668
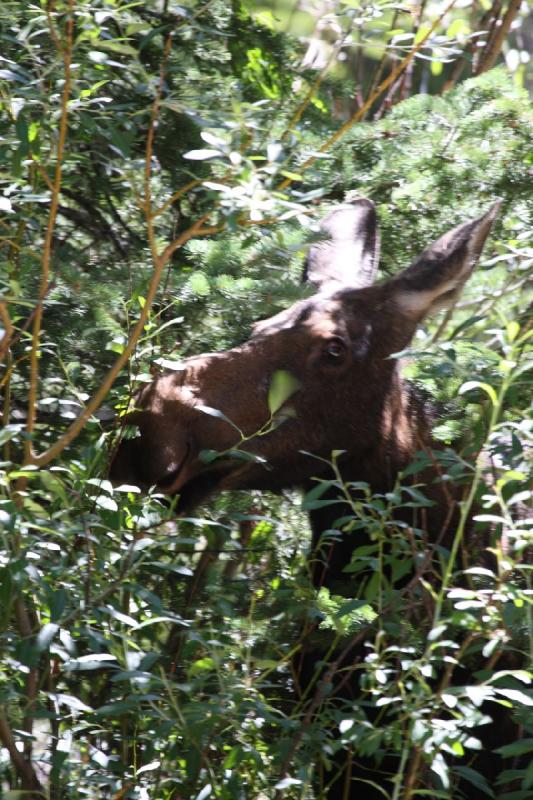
465, 686, 494, 706
196, 405, 242, 433
493, 688, 533, 707
49, 693, 93, 714
506, 321, 520, 342
0, 425, 23, 446
37, 623, 59, 652
430, 753, 449, 789
95, 495, 118, 512
183, 149, 222, 160
448, 314, 486, 339
137, 760, 160, 776
274, 778, 302, 790
189, 657, 216, 676
428, 624, 447, 641
447, 18, 470, 38
441, 693, 458, 709
339, 719, 354, 734
453, 767, 494, 798
494, 738, 533, 758
459, 381, 498, 407
194, 785, 212, 800
64, 654, 118, 672
267, 370, 301, 414
488, 670, 531, 685
335, 599, 367, 619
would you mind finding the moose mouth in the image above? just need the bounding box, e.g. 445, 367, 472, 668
166, 457, 243, 513
154, 445, 246, 513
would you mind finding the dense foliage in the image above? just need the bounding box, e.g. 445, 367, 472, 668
0, 1, 531, 799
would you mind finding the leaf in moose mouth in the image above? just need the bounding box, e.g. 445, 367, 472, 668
267, 370, 302, 415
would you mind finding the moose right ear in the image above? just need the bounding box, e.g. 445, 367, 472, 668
303, 197, 380, 290
391, 202, 500, 320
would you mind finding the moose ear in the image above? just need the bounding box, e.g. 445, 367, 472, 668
391, 202, 501, 319
304, 197, 380, 289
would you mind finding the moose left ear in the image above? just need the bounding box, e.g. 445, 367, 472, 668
304, 197, 380, 290
392, 202, 501, 319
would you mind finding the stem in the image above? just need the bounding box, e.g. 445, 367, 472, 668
0, 300, 14, 363
431, 373, 511, 630
393, 740, 412, 800
25, 27, 211, 468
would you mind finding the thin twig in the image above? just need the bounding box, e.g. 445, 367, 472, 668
26, 215, 211, 469
364, 9, 400, 112
30, 155, 55, 193
150, 178, 202, 220
0, 279, 56, 363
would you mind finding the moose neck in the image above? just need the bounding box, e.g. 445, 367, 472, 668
308, 368, 431, 591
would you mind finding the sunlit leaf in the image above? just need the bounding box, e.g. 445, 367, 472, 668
267, 370, 301, 414
183, 149, 222, 160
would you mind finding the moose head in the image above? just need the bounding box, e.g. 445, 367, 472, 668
110, 198, 499, 518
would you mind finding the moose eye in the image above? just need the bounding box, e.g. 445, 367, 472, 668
324, 337, 347, 360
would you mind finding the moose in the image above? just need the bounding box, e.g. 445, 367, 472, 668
110, 198, 519, 798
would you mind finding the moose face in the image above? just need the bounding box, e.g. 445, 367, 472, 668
110, 199, 499, 511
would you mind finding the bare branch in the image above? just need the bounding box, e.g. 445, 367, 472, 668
476, 0, 522, 74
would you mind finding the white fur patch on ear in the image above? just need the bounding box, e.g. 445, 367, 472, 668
394, 276, 463, 317
394, 288, 442, 315
393, 201, 501, 320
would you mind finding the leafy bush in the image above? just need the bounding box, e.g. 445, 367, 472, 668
0, 1, 531, 798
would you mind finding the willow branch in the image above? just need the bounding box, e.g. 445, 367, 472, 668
144, 31, 174, 247
364, 9, 400, 114
277, 485, 456, 784
27, 217, 211, 468
30, 155, 55, 193
26, 31, 207, 468
150, 178, 202, 220
24, 0, 74, 464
